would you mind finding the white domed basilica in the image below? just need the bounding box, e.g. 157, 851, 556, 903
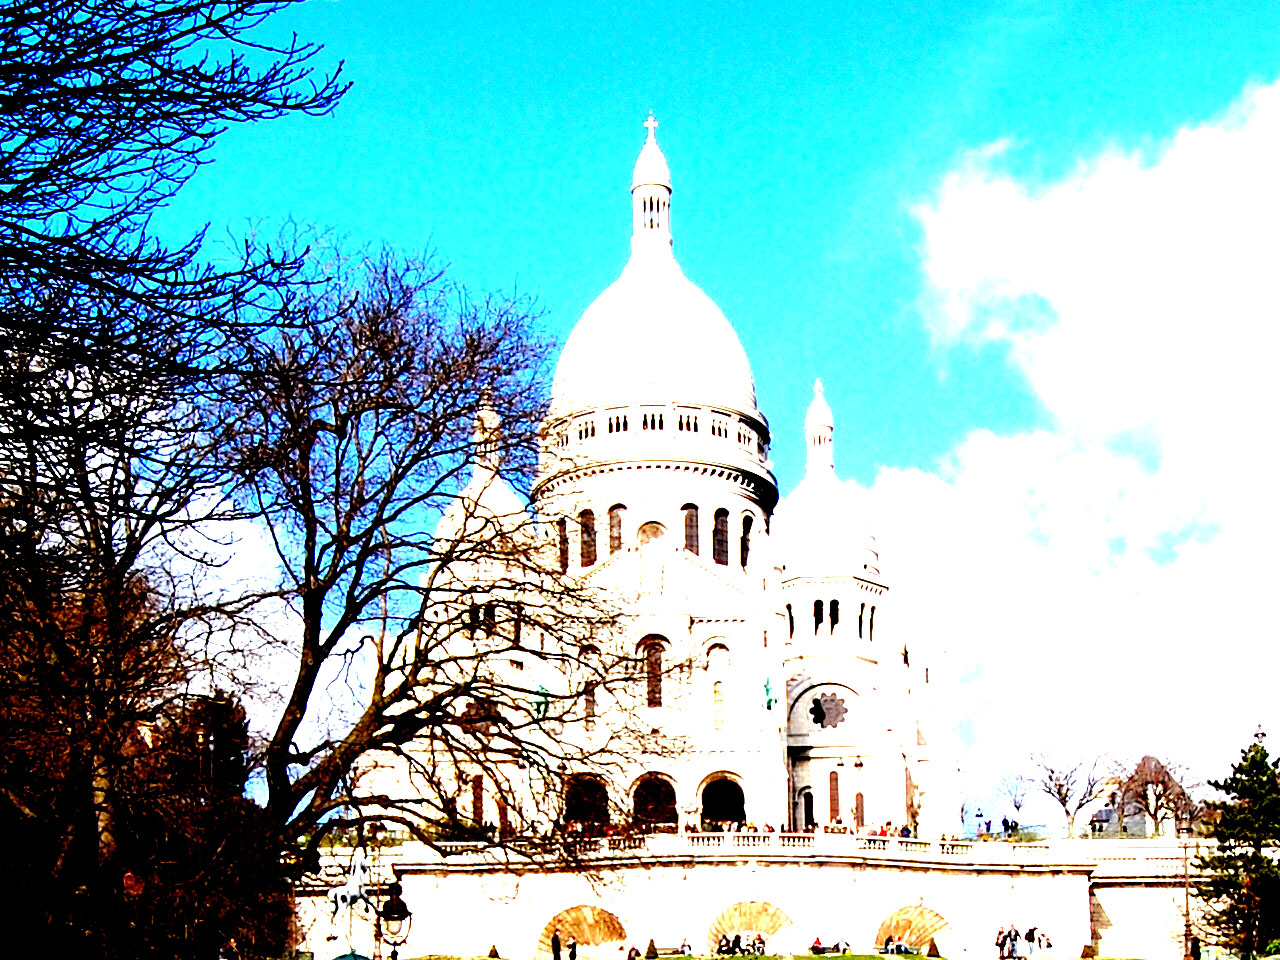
473, 114, 954, 838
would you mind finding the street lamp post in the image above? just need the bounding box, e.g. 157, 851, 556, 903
376, 880, 412, 960
1178, 818, 1194, 960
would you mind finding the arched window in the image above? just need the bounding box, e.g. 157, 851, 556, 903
580, 509, 596, 567
638, 521, 665, 544
702, 777, 744, 825
682, 504, 699, 555
712, 508, 729, 565
713, 681, 725, 730
829, 770, 840, 823
869, 605, 876, 642
855, 792, 865, 828
557, 519, 569, 572
786, 603, 794, 639
564, 775, 609, 825
468, 603, 480, 636
512, 601, 523, 645
609, 504, 625, 554
633, 775, 677, 830
859, 602, 865, 639
483, 602, 496, 636
830, 599, 839, 634
584, 681, 596, 729
740, 515, 753, 569
640, 637, 665, 707
813, 599, 824, 634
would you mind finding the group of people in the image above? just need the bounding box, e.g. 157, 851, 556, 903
800, 821, 913, 838
550, 929, 579, 960
717, 933, 766, 955
995, 926, 1051, 959
688, 821, 777, 833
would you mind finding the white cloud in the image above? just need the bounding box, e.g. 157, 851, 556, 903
877, 77, 1280, 823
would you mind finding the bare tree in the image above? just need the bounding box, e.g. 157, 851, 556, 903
221, 244, 638, 867
1034, 755, 1105, 837
0, 0, 346, 379
1116, 755, 1198, 837
0, 2, 344, 953
1000, 775, 1029, 818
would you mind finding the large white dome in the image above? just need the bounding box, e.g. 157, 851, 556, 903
549, 246, 759, 420
549, 116, 759, 422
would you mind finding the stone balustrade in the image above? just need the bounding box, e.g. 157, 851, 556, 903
344, 834, 1206, 882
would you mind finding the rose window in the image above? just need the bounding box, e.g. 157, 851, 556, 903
808, 693, 847, 729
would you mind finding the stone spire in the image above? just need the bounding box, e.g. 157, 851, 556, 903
632, 111, 672, 251
804, 378, 835, 476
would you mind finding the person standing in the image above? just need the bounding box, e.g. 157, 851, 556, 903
552, 929, 562, 960
995, 928, 1006, 960
569, 936, 578, 960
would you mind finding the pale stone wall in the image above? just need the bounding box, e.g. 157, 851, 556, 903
298, 839, 1206, 960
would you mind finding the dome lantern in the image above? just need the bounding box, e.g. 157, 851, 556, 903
805, 378, 835, 476
631, 112, 672, 251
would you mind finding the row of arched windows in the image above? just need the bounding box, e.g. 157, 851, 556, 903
640, 194, 667, 229
559, 505, 629, 571
556, 410, 769, 462
784, 600, 876, 640
558, 503, 754, 571
681, 505, 752, 568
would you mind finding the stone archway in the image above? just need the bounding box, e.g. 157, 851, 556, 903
564, 775, 609, 826
632, 774, 678, 831
706, 901, 794, 956
874, 906, 951, 957
537, 905, 627, 960
701, 776, 745, 826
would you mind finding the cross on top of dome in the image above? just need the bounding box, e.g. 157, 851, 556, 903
644, 111, 659, 139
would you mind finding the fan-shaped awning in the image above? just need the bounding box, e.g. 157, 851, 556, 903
706, 901, 793, 955
538, 905, 628, 958
874, 906, 949, 951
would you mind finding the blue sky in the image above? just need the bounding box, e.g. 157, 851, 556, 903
161, 0, 1280, 828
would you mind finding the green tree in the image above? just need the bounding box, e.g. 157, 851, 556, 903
1195, 735, 1280, 958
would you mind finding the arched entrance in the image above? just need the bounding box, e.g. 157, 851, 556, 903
794, 786, 815, 830
538, 905, 627, 960
564, 775, 609, 828
632, 774, 678, 832
701, 776, 745, 827
706, 901, 794, 956
874, 906, 951, 957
